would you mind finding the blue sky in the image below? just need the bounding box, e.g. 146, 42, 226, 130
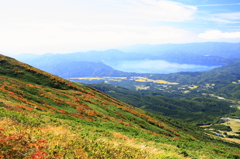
1, 0, 240, 54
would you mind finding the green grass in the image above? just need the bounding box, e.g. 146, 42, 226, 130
1, 54, 240, 158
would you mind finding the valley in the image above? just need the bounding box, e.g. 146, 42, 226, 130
85, 78, 240, 145
70, 75, 219, 93
70, 75, 240, 102
200, 118, 240, 144
75, 61, 240, 145
1, 51, 240, 158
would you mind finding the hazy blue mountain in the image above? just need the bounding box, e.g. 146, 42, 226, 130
35, 61, 124, 78
10, 42, 240, 77
14, 42, 240, 65
118, 42, 240, 64
13, 59, 142, 78
119, 42, 240, 58
14, 49, 138, 63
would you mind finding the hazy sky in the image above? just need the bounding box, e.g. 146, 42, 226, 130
1, 0, 240, 54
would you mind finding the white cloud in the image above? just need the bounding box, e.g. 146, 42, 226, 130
198, 30, 240, 39
205, 12, 240, 24
0, 23, 195, 54
216, 12, 240, 21
206, 17, 234, 24
121, 0, 197, 22
0, 0, 198, 54
196, 3, 240, 7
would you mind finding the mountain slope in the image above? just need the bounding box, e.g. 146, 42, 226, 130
149, 60, 240, 85
196, 60, 240, 84
0, 54, 240, 158
148, 60, 240, 100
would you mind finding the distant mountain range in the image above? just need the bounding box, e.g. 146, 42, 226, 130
29, 60, 128, 78
11, 42, 240, 78
119, 42, 240, 63
12, 59, 144, 78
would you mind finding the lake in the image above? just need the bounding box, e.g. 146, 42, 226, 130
104, 60, 220, 74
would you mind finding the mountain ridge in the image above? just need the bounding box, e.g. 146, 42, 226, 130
119, 42, 240, 58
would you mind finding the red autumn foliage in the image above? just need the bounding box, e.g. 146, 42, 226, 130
31, 150, 47, 159
15, 105, 34, 111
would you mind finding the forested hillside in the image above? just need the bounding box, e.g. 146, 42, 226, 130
147, 60, 240, 100
1, 54, 240, 158
150, 60, 240, 85
88, 83, 235, 125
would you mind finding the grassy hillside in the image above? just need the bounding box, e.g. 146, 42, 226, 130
0, 54, 240, 158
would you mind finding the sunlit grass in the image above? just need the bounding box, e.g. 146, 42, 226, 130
70, 76, 179, 85
223, 120, 240, 132
188, 85, 198, 89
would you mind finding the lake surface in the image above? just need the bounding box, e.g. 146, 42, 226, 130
104, 60, 220, 74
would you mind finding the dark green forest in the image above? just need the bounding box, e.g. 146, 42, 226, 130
88, 83, 236, 125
